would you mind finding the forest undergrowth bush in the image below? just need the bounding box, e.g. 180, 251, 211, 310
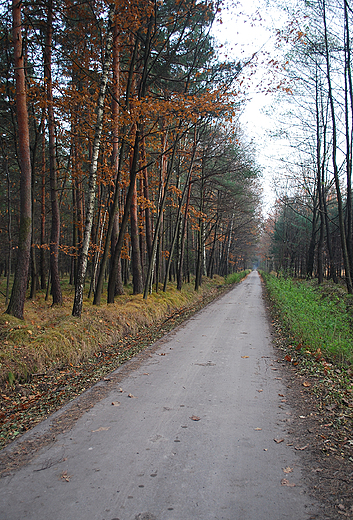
0, 274, 233, 386
262, 272, 353, 366
225, 270, 250, 285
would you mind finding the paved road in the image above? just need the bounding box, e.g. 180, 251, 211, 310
0, 271, 318, 520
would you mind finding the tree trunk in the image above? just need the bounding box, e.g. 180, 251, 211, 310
72, 6, 115, 317
323, 0, 353, 293
107, 125, 140, 303
6, 0, 32, 319
40, 114, 46, 289
5, 153, 12, 305
164, 137, 196, 291
177, 175, 192, 290
45, 0, 62, 305
93, 30, 139, 305
141, 137, 153, 260
131, 178, 143, 293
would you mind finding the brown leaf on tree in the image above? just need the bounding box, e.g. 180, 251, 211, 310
190, 415, 200, 421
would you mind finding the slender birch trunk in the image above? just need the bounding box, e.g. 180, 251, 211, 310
72, 6, 115, 317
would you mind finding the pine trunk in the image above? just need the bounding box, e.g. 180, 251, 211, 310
6, 0, 32, 319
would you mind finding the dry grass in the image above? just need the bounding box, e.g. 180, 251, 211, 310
0, 276, 226, 385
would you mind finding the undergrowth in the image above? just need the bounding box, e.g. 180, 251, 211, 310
262, 272, 353, 366
225, 270, 250, 284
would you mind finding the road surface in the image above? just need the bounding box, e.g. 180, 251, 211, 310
0, 271, 319, 520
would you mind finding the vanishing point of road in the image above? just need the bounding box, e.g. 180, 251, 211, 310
0, 271, 319, 520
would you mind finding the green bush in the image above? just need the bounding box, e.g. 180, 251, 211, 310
225, 270, 250, 285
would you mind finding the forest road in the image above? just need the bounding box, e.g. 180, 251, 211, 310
0, 271, 320, 520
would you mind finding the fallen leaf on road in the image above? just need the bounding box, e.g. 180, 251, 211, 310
241, 356, 249, 359
118, 388, 124, 393
111, 401, 120, 406
278, 394, 285, 397
190, 415, 200, 421
257, 389, 263, 393
159, 353, 166, 356
254, 427, 262, 431
284, 354, 292, 362
303, 381, 311, 387
295, 445, 308, 451
281, 478, 295, 487
274, 438, 284, 443
283, 467, 293, 474
60, 471, 71, 482
92, 427, 110, 432
128, 393, 137, 398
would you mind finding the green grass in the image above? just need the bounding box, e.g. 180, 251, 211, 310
225, 270, 250, 284
262, 273, 353, 365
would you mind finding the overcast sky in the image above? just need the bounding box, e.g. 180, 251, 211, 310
213, 0, 291, 214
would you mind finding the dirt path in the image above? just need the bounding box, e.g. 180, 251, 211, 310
0, 272, 325, 519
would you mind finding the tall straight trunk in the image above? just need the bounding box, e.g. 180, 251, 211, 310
108, 21, 153, 303
163, 138, 197, 291
225, 213, 234, 278
72, 6, 115, 317
315, 68, 324, 285
195, 173, 205, 291
45, 0, 62, 305
131, 177, 143, 293
40, 114, 46, 289
88, 185, 104, 299
344, 0, 353, 278
141, 136, 153, 260
143, 130, 179, 299
323, 0, 353, 293
6, 0, 32, 319
5, 154, 12, 305
306, 201, 317, 279
107, 125, 140, 302
93, 31, 139, 305
177, 175, 192, 290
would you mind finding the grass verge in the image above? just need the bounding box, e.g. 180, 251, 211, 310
262, 272, 353, 461
262, 273, 353, 365
225, 270, 251, 285
0, 275, 231, 386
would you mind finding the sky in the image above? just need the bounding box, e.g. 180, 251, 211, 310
212, 0, 291, 215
